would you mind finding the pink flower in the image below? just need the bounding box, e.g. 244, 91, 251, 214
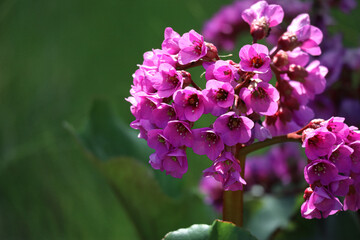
203, 152, 246, 191
279, 14, 323, 55
153, 63, 184, 98
304, 159, 338, 185
163, 120, 193, 148
173, 87, 208, 122
162, 27, 181, 55
242, 1, 284, 40
149, 148, 188, 178
213, 112, 254, 146
203, 80, 234, 116
239, 43, 271, 73
192, 128, 224, 161
302, 127, 337, 160
239, 80, 280, 116
301, 186, 342, 219
178, 30, 207, 65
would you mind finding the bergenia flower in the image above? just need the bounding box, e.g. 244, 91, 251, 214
162, 27, 181, 55
242, 1, 284, 40
149, 148, 188, 178
301, 186, 342, 219
279, 13, 323, 55
163, 120, 193, 147
192, 128, 224, 161
304, 159, 338, 185
239, 43, 271, 73
239, 80, 280, 116
203, 80, 234, 116
302, 127, 337, 160
203, 152, 246, 191
178, 29, 207, 65
152, 63, 183, 98
173, 87, 208, 122
213, 112, 254, 146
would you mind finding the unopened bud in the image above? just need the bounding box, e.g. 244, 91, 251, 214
272, 50, 289, 67
250, 17, 270, 41
180, 70, 192, 86
288, 64, 308, 82
278, 32, 299, 51
303, 187, 313, 200
204, 42, 219, 60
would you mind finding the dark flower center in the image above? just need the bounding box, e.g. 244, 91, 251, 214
313, 163, 326, 175
168, 75, 179, 86
252, 87, 268, 99
206, 132, 218, 143
188, 94, 199, 108
251, 56, 264, 68
227, 116, 241, 130
216, 89, 228, 101
176, 123, 188, 135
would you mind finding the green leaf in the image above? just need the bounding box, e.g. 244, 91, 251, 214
209, 220, 257, 240
163, 224, 211, 240
100, 157, 213, 240
244, 195, 297, 240
164, 220, 257, 240
65, 99, 183, 198
66, 99, 151, 161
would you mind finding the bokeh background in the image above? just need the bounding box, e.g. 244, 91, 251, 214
0, 0, 360, 239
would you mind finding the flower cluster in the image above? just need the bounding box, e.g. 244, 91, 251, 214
127, 1, 331, 194
300, 117, 360, 218
203, 0, 356, 52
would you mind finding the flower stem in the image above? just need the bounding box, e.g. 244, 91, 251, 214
223, 151, 245, 227
222, 132, 302, 227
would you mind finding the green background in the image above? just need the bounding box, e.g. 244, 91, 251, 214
0, 0, 360, 239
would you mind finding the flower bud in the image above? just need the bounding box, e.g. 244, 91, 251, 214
272, 50, 289, 67
303, 187, 313, 200
204, 42, 219, 61
250, 17, 270, 41
288, 64, 308, 82
278, 32, 299, 51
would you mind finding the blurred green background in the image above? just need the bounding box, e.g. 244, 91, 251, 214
1, 0, 360, 239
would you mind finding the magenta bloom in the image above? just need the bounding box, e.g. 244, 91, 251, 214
304, 160, 338, 185
149, 148, 188, 178
147, 129, 171, 158
302, 127, 337, 160
173, 87, 208, 122
349, 141, 360, 173
239, 44, 270, 73
192, 128, 224, 161
153, 63, 183, 98
328, 144, 353, 175
212, 60, 237, 82
163, 120, 193, 148
301, 186, 342, 219
330, 175, 353, 196
321, 117, 349, 144
178, 30, 207, 65
239, 80, 280, 116
203, 80, 234, 116
283, 14, 323, 55
242, 1, 284, 40
213, 112, 254, 146
162, 27, 181, 55
152, 103, 177, 129
203, 152, 246, 191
